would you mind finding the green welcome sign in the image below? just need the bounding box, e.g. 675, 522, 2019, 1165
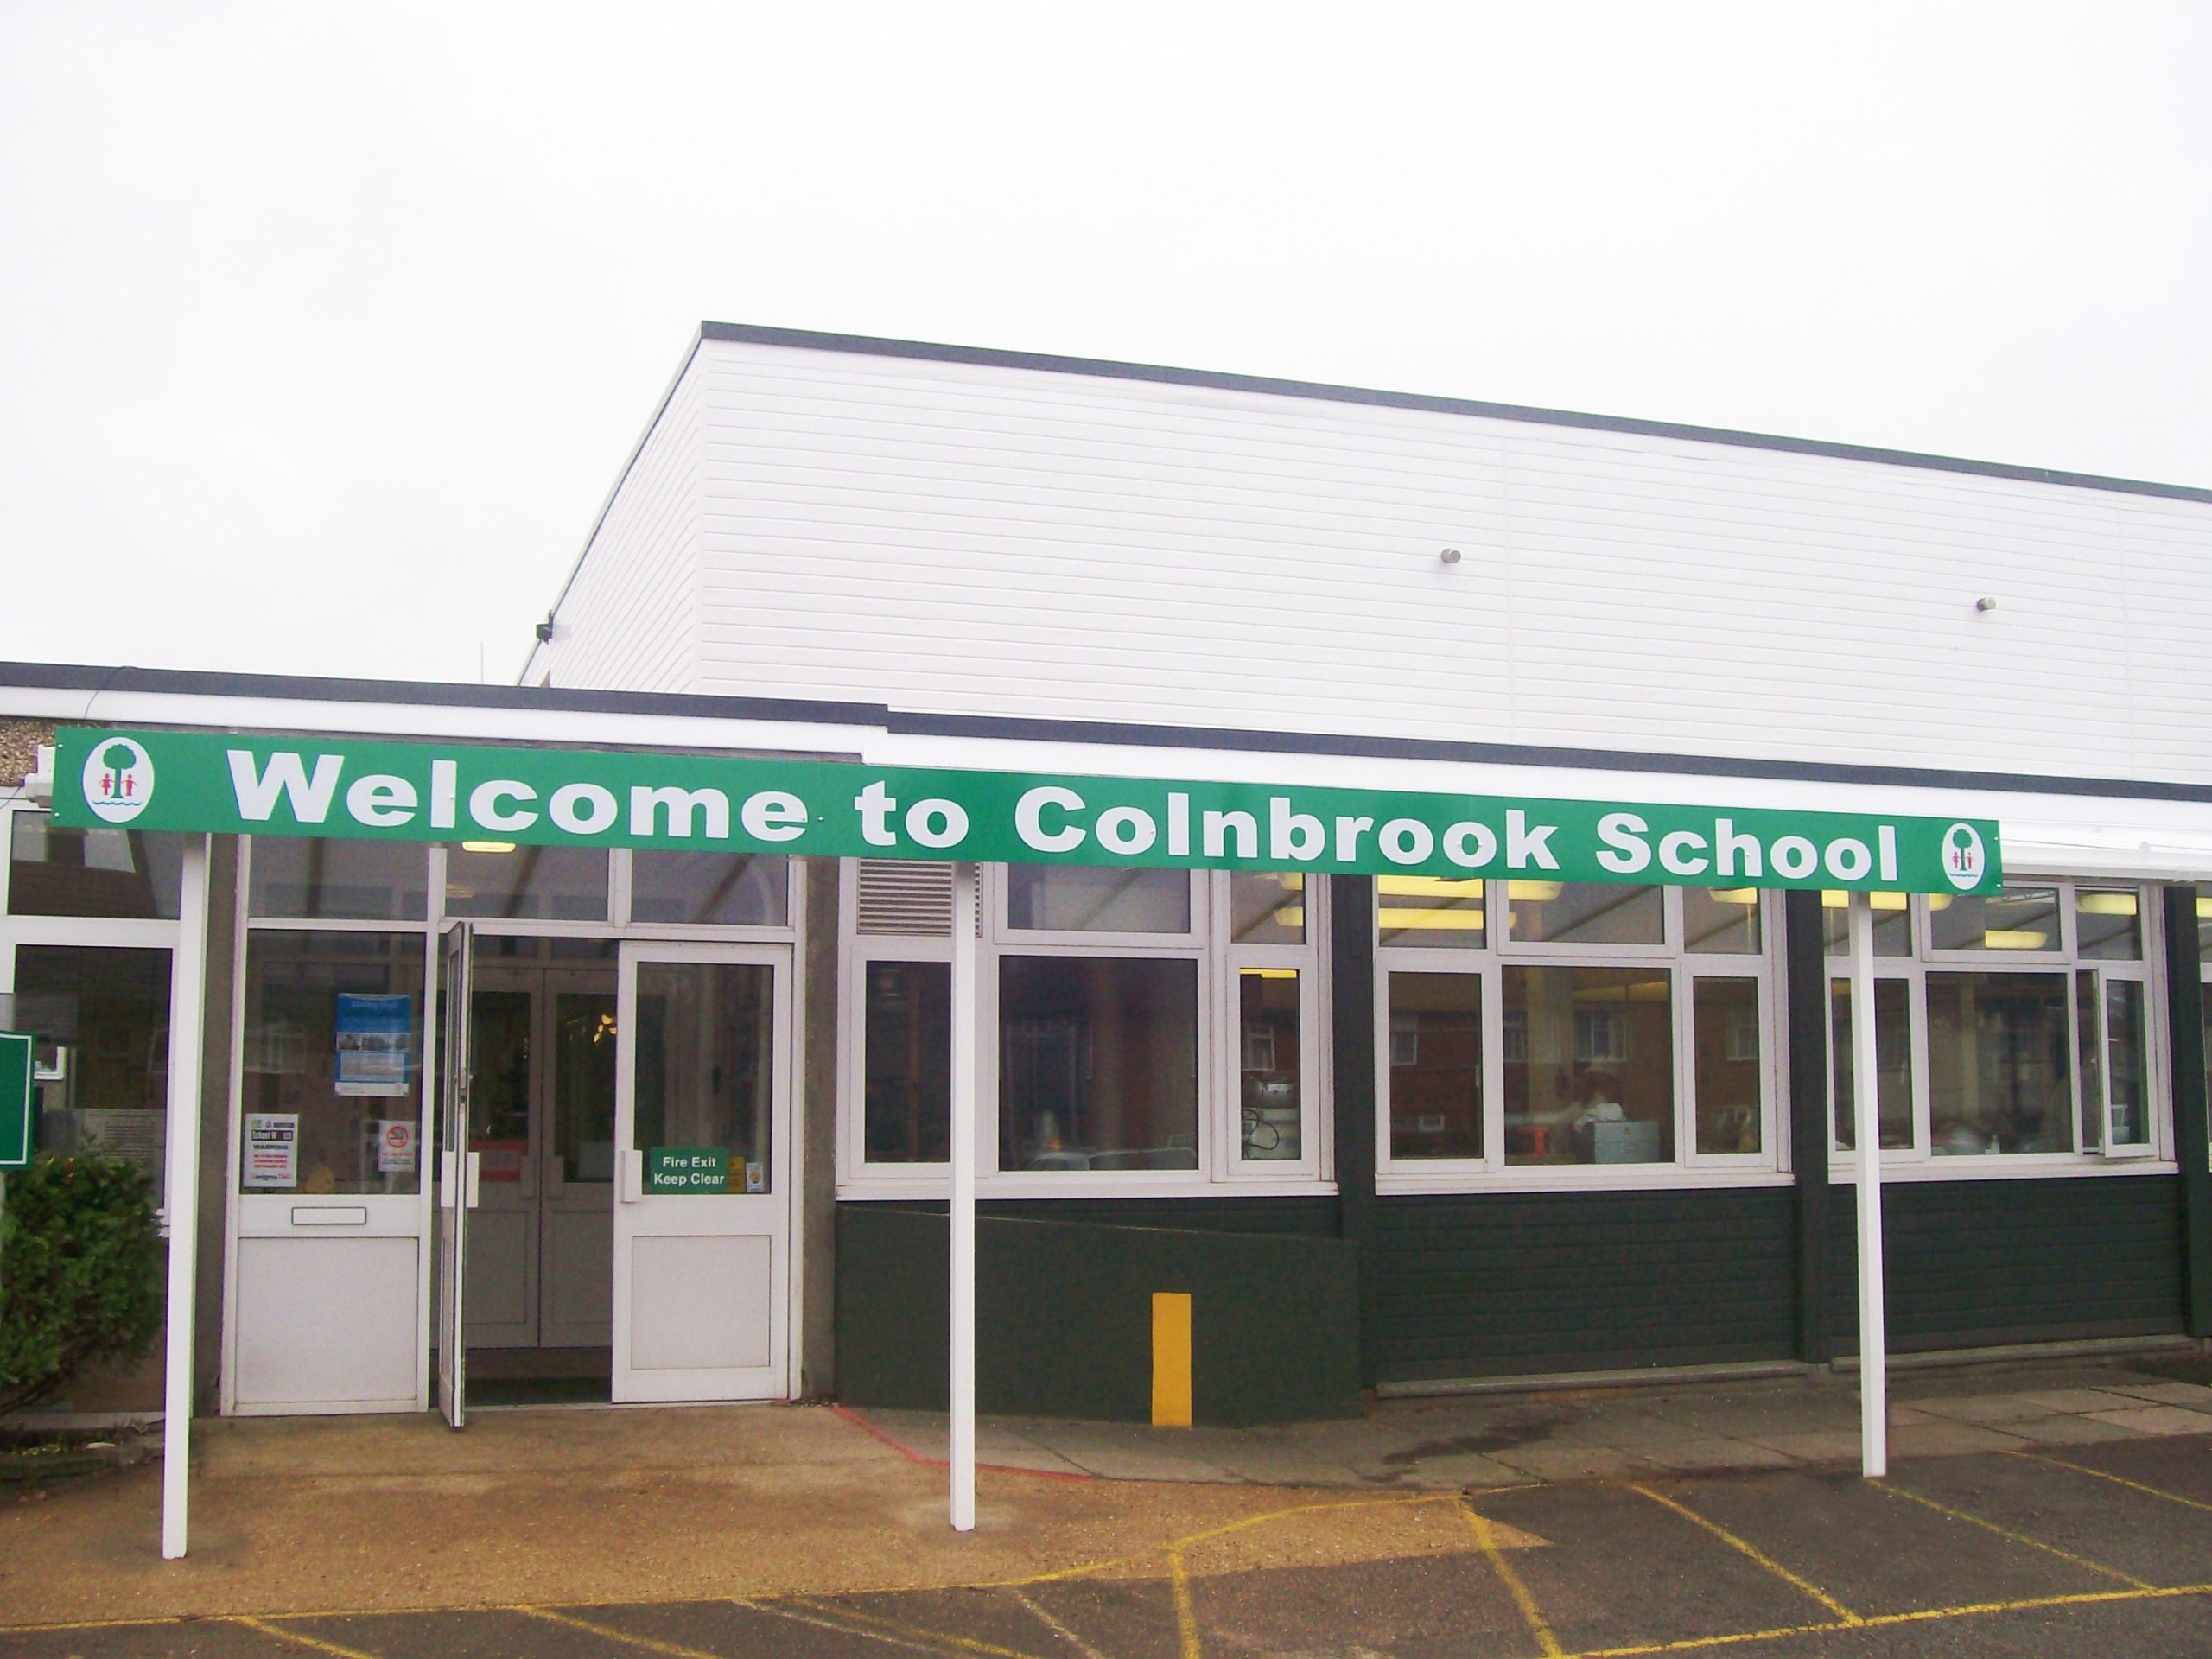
51, 728, 2000, 894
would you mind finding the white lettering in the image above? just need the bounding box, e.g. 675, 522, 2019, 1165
470, 780, 538, 833
1714, 817, 1762, 879
1014, 785, 1086, 853
1166, 792, 1191, 857
1506, 810, 1560, 871
631, 785, 731, 839
1877, 824, 1898, 883
741, 791, 807, 843
855, 781, 898, 847
1203, 809, 1258, 860
227, 750, 344, 823
1096, 805, 1156, 855
906, 798, 969, 849
1379, 818, 1433, 865
1825, 837, 1872, 881
1444, 821, 1498, 868
1334, 816, 1376, 861
1658, 829, 1709, 877
346, 773, 416, 828
1269, 798, 1325, 862
550, 783, 619, 836
1595, 812, 1651, 874
1771, 836, 1817, 880
430, 759, 457, 830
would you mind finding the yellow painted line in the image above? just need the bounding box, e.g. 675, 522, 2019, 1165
733, 1599, 962, 1657
232, 1617, 389, 1659
518, 1607, 739, 1659
2012, 1450, 2212, 1515
1874, 1479, 2152, 1588
1466, 1498, 1567, 1657
784, 1595, 1052, 1659
1152, 1291, 1193, 1427
1627, 1484, 1860, 1624
1169, 1545, 1204, 1659
1004, 1586, 1114, 1659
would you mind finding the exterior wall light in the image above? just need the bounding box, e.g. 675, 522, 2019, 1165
1974, 596, 1997, 613
1440, 547, 1462, 565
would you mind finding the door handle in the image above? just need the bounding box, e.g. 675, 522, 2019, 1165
621, 1149, 643, 1204
439, 1150, 456, 1208
465, 1151, 483, 1210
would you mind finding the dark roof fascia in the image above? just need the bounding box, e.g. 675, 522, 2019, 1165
700, 321, 2212, 507
7, 659, 2212, 808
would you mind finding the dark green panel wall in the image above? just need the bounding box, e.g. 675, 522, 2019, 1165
1822, 1175, 2185, 1354
836, 1202, 1361, 1425
1375, 1188, 1799, 1382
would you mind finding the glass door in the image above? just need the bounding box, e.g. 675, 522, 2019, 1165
435, 923, 474, 1428
612, 944, 790, 1403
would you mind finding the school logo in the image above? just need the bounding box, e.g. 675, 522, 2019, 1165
82, 738, 155, 824
1941, 823, 1986, 892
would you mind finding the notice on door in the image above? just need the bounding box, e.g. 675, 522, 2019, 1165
244, 1112, 300, 1189
375, 1118, 416, 1173
645, 1146, 728, 1193
335, 994, 412, 1097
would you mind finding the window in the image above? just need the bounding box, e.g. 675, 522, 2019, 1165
998, 956, 1198, 1171
1377, 883, 1776, 1184
250, 838, 427, 921
862, 960, 950, 1162
9, 810, 187, 919
444, 844, 608, 921
1828, 880, 2163, 1165
628, 851, 787, 926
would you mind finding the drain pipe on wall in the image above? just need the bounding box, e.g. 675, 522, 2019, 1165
949, 860, 978, 1532
1847, 888, 1888, 1478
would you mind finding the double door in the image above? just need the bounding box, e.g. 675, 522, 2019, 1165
436, 935, 791, 1421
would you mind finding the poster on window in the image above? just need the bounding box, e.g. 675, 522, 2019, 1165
334, 994, 411, 1097
244, 1112, 299, 1189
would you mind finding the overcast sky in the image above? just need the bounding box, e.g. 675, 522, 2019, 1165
3, 3, 2206, 687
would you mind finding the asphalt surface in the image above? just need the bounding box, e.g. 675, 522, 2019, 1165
10, 1434, 2211, 1658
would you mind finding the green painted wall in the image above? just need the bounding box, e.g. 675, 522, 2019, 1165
836, 1201, 1361, 1425
1374, 1188, 1800, 1382
1822, 1174, 2186, 1354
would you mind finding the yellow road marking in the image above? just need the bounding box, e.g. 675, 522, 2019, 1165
2012, 1450, 2212, 1514
1466, 1498, 1567, 1657
1169, 1545, 1204, 1659
1627, 1484, 1859, 1624
231, 1617, 388, 1659
733, 1599, 966, 1656
1874, 1479, 2152, 1587
519, 1607, 740, 1659
1004, 1586, 1113, 1659
785, 1595, 1052, 1659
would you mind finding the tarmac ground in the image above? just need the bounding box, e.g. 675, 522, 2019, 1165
5, 1359, 2212, 1657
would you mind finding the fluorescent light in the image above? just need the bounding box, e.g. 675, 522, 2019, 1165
1242, 968, 1300, 980
1982, 930, 2049, 950
1378, 910, 1487, 930
460, 841, 517, 855
1377, 875, 1484, 896
1506, 880, 1563, 901
1704, 888, 1758, 905
2077, 892, 2139, 917
1821, 891, 1909, 910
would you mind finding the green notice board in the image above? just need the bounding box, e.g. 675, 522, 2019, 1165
645, 1146, 728, 1194
0, 1031, 33, 1170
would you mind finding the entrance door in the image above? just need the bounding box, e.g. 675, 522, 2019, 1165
613, 944, 791, 1403
435, 924, 474, 1428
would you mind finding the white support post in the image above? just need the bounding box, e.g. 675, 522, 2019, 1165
948, 860, 978, 1533
161, 835, 212, 1560
1847, 888, 1887, 1479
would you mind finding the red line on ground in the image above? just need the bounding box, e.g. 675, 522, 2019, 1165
829, 1403, 1092, 1481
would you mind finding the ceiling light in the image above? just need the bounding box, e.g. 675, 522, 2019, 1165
461, 841, 518, 855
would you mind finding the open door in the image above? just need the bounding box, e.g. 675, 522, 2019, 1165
435, 923, 476, 1427
613, 944, 791, 1403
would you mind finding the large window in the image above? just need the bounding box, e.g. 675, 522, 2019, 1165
842, 861, 1325, 1190
9, 810, 187, 919
1827, 880, 2161, 1164
1378, 881, 1774, 1185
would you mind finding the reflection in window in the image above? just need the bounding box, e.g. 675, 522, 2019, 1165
1928, 887, 2062, 954
1387, 972, 1483, 1160
250, 837, 427, 920
1508, 883, 1663, 946
444, 844, 608, 921
1237, 969, 1300, 1160
1503, 965, 1673, 1164
16, 946, 172, 1181
2074, 888, 2142, 962
863, 961, 950, 1162
9, 811, 185, 919
630, 852, 788, 926
1377, 876, 1485, 948
1820, 891, 1915, 956
998, 957, 1197, 1170
1685, 887, 1761, 954
1830, 977, 1913, 1150
1694, 977, 1762, 1154
2076, 974, 2148, 1151
553, 989, 618, 1182
1926, 972, 2070, 1154
1006, 866, 1190, 932
632, 961, 774, 1192
1230, 872, 1305, 944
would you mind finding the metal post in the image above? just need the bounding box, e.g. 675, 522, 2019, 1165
948, 860, 978, 1532
1848, 888, 1887, 1478
162, 835, 212, 1559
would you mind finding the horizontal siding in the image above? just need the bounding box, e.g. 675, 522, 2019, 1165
1376, 1189, 1798, 1382
1824, 1174, 2185, 1353
680, 340, 2212, 782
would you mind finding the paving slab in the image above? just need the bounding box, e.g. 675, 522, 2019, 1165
1908, 1392, 2059, 1425
1886, 1420, 2031, 1457
2017, 1388, 2147, 1414
1998, 1411, 2151, 1446
2086, 1404, 2212, 1436
2094, 1379, 2212, 1409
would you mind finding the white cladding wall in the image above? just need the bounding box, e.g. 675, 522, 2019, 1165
541, 337, 2212, 785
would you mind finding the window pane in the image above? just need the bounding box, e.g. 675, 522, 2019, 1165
9, 810, 185, 918
1694, 977, 1763, 1154
1821, 892, 1913, 956
629, 851, 788, 926
1928, 886, 2061, 953
242, 931, 425, 1195
14, 945, 172, 1184
1238, 969, 1301, 1161
2105, 979, 2149, 1147
1387, 972, 1483, 1160
445, 844, 608, 921
863, 961, 950, 1162
998, 956, 1198, 1171
2075, 971, 2102, 1153
1503, 964, 1673, 1165
468, 988, 531, 1183
2075, 888, 2142, 961
1230, 872, 1305, 944
1927, 971, 2070, 1154
250, 836, 427, 920
632, 961, 775, 1192
1377, 876, 1485, 948
552, 988, 618, 1182
1830, 977, 1913, 1150
1685, 887, 1761, 954
1508, 882, 1663, 946
1005, 867, 1189, 932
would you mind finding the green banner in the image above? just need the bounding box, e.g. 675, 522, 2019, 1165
50, 728, 2001, 894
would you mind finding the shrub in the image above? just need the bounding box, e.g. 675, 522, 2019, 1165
0, 1154, 164, 1415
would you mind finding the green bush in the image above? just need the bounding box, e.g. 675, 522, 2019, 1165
1, 1154, 164, 1415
